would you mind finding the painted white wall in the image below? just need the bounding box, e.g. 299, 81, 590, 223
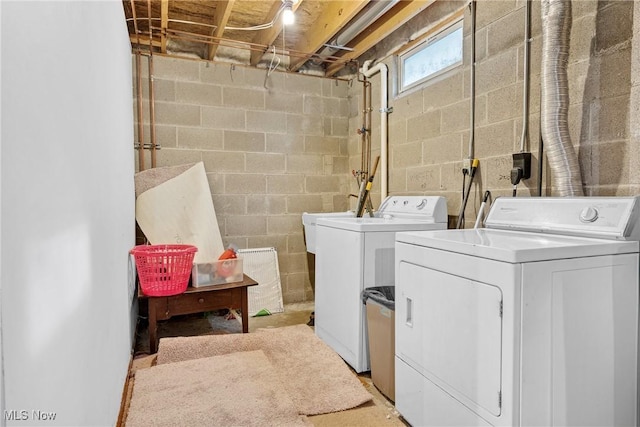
0, 2, 4, 425
1, 1, 135, 426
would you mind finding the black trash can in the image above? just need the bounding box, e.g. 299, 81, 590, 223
362, 286, 395, 401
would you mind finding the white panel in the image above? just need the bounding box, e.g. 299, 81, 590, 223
0, 3, 4, 422
237, 248, 284, 316
521, 256, 638, 427
396, 262, 503, 415
363, 231, 397, 287
316, 226, 413, 373
2, 2, 135, 425
315, 226, 366, 371
396, 358, 493, 427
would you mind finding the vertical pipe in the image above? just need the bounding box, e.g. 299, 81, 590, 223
147, 0, 157, 168
361, 78, 367, 175
365, 80, 372, 178
468, 0, 476, 160
379, 66, 388, 199
136, 52, 145, 172
520, 0, 531, 152
456, 0, 478, 229
364, 81, 374, 215
131, 0, 145, 172
360, 60, 389, 199
149, 54, 157, 168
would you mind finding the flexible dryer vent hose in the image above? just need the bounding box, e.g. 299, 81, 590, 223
540, 0, 583, 196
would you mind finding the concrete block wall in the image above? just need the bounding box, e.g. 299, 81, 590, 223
131, 0, 640, 302
133, 56, 351, 303
351, 0, 640, 225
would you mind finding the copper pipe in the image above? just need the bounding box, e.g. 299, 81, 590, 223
364, 79, 374, 215
136, 52, 145, 172
142, 27, 345, 64
149, 54, 157, 168
130, 0, 145, 171
361, 78, 367, 174
147, 0, 157, 168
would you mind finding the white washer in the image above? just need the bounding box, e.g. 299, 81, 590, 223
395, 197, 640, 426
315, 196, 448, 373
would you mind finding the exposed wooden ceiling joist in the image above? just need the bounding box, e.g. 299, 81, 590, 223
130, 34, 161, 48
207, 0, 236, 61
160, 0, 168, 53
123, 0, 440, 78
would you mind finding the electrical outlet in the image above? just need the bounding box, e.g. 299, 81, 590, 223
462, 158, 472, 173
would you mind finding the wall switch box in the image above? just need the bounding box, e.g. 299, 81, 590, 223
513, 152, 531, 180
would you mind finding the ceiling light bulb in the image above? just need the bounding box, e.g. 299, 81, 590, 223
282, 1, 295, 25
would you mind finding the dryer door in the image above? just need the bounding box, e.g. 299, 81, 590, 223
397, 261, 503, 416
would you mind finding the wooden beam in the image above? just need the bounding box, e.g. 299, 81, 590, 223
208, 0, 236, 61
130, 34, 162, 48
249, 0, 304, 66
160, 0, 169, 53
288, 0, 368, 72
325, 0, 436, 77
388, 7, 464, 57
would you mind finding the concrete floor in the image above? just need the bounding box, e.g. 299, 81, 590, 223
125, 302, 408, 426
248, 302, 315, 332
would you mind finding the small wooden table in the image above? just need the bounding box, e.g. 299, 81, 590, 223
139, 274, 258, 353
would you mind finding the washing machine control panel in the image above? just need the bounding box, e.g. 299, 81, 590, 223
379, 196, 448, 222
485, 196, 640, 239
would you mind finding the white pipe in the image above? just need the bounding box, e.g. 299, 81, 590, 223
360, 60, 389, 199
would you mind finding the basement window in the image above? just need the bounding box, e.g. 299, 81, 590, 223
398, 19, 463, 94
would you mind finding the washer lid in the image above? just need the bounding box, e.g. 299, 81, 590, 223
317, 217, 447, 232
396, 228, 639, 263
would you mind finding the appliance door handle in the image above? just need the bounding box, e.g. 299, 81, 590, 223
406, 297, 413, 327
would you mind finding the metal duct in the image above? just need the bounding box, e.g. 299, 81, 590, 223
314, 0, 399, 63
540, 0, 583, 196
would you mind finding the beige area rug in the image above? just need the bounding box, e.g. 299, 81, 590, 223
157, 324, 373, 416
126, 350, 310, 427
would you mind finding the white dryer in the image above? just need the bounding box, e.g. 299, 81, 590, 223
395, 196, 640, 426
315, 196, 448, 373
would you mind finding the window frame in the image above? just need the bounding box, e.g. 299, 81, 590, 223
397, 18, 464, 95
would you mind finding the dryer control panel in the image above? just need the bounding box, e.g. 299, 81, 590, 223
485, 196, 640, 240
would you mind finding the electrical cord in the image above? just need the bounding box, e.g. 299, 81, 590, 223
511, 166, 523, 197
459, 168, 469, 228
457, 160, 479, 229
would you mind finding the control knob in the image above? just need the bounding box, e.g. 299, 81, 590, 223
579, 206, 599, 223
416, 199, 427, 210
